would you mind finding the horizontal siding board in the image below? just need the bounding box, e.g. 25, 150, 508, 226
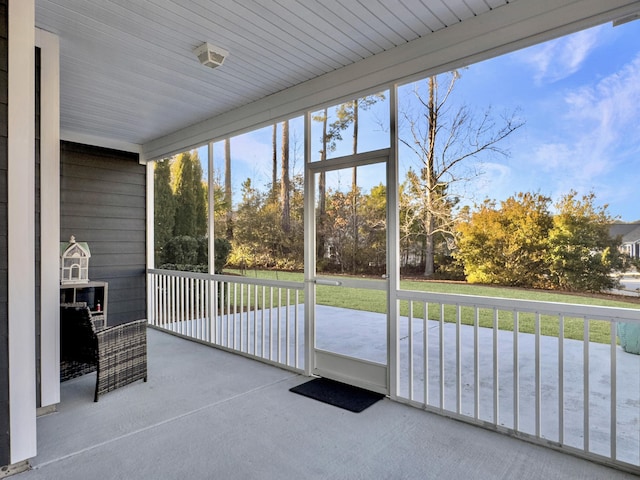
61, 152, 142, 169
60, 180, 144, 197
61, 216, 145, 232
89, 265, 145, 279
107, 276, 146, 290
61, 153, 142, 171
58, 190, 145, 209
89, 254, 146, 268
61, 141, 138, 162
57, 230, 144, 244
60, 165, 145, 187
60, 203, 144, 220
81, 241, 146, 255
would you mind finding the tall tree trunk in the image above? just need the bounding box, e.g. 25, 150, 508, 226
280, 120, 290, 233
224, 138, 233, 239
317, 109, 328, 262
271, 124, 278, 201
424, 76, 437, 277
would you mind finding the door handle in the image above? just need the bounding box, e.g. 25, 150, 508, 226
315, 279, 342, 286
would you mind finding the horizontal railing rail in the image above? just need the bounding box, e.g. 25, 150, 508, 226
148, 269, 305, 373
396, 289, 640, 322
395, 288, 640, 474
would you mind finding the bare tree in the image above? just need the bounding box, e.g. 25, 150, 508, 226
400, 72, 524, 277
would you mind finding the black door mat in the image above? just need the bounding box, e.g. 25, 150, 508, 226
289, 377, 384, 413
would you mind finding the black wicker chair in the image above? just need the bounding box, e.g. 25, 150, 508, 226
60, 303, 147, 402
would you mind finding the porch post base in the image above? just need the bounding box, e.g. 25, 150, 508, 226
0, 460, 30, 478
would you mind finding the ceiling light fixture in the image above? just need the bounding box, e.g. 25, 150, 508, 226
193, 42, 229, 69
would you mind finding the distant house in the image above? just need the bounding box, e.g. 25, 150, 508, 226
610, 223, 640, 259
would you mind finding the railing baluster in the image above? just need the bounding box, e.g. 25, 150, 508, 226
261, 286, 266, 358
195, 279, 200, 339
456, 305, 462, 415
181, 276, 186, 335
408, 301, 414, 401
424, 301, 429, 407
197, 278, 202, 340
251, 284, 256, 354
583, 317, 590, 452
163, 274, 168, 328
244, 283, 248, 351
474, 307, 480, 420
188, 277, 192, 336
286, 289, 291, 366
227, 282, 232, 347
171, 276, 176, 332
439, 304, 445, 411
277, 288, 282, 364
493, 308, 499, 426
233, 283, 238, 350
535, 312, 541, 438
559, 315, 564, 446
513, 311, 519, 432
295, 290, 300, 369
610, 319, 617, 461
207, 279, 210, 341
269, 287, 274, 361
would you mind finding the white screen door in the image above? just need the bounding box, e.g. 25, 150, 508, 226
307, 151, 389, 394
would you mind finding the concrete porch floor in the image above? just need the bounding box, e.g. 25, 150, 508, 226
19, 329, 637, 479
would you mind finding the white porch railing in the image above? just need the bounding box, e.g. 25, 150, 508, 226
395, 290, 640, 474
148, 269, 305, 372
147, 269, 639, 474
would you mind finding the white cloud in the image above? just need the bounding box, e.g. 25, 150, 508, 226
526, 52, 640, 214
228, 133, 273, 183
519, 27, 601, 84
472, 162, 512, 201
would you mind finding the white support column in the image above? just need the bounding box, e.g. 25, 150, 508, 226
207, 142, 216, 343
303, 112, 315, 376
208, 142, 215, 274
146, 161, 155, 325
8, 0, 37, 463
35, 28, 60, 408
146, 162, 155, 271
387, 84, 400, 400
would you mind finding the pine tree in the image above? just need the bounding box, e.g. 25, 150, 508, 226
171, 151, 207, 237
154, 158, 176, 264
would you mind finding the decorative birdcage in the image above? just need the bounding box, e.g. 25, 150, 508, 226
60, 235, 91, 284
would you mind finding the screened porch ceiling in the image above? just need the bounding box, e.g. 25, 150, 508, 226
34, 0, 640, 161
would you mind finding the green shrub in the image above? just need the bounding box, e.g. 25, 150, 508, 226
163, 236, 199, 265
213, 238, 232, 274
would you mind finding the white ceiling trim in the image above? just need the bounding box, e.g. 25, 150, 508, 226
142, 0, 640, 162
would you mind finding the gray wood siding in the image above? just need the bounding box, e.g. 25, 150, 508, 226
0, 0, 9, 466
60, 142, 146, 325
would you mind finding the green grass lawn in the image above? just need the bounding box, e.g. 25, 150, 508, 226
224, 269, 640, 344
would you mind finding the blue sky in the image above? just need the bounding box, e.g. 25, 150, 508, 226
448, 19, 640, 221
202, 19, 640, 222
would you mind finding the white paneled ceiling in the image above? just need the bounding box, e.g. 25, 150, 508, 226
34, 0, 640, 157
34, 0, 506, 148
